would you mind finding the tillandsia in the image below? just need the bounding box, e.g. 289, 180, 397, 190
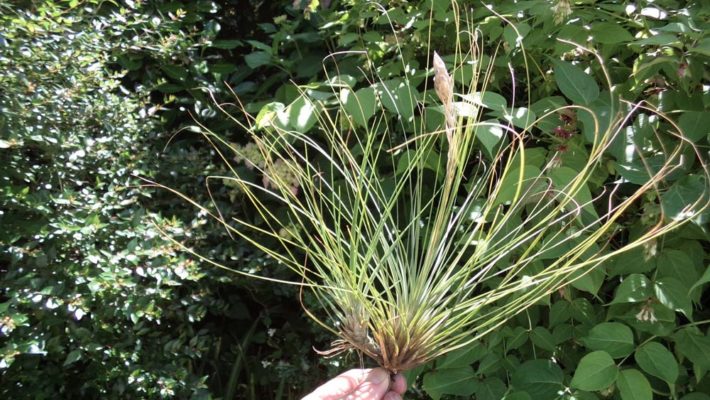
155, 4, 709, 374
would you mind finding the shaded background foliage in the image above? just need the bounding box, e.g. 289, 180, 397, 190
1, 0, 709, 399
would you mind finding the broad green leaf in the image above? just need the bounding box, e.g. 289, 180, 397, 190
530, 96, 567, 115
606, 113, 652, 161
549, 166, 599, 222
493, 107, 536, 130
688, 38, 710, 57
424, 106, 445, 132
210, 39, 242, 49
511, 359, 564, 400
633, 34, 680, 46
617, 369, 652, 400
245, 40, 272, 53
656, 250, 701, 302
568, 391, 600, 400
678, 111, 710, 143
582, 322, 634, 358
326, 74, 356, 88
571, 298, 597, 323
437, 342, 486, 369
571, 266, 605, 295
422, 367, 476, 400
477, 353, 502, 375
611, 274, 653, 304
63, 349, 82, 366
681, 394, 710, 400
503, 22, 531, 48
530, 327, 556, 352
552, 139, 591, 172
396, 150, 443, 176
553, 60, 600, 105
673, 329, 710, 371
580, 94, 617, 145
475, 120, 507, 159
452, 101, 478, 117
402, 364, 426, 390
306, 89, 336, 101
210, 63, 237, 75
552, 324, 574, 344
159, 64, 188, 81
549, 301, 571, 328
555, 25, 588, 54
591, 23, 634, 44
463, 91, 507, 112
658, 22, 690, 33
475, 377, 507, 400
605, 248, 656, 276
503, 391, 532, 400
342, 87, 377, 127
244, 51, 271, 68
287, 97, 318, 133
634, 341, 679, 384
156, 83, 184, 93
506, 326, 529, 349
661, 175, 709, 222
377, 79, 416, 121
653, 277, 692, 318
570, 351, 618, 391
614, 155, 666, 185
530, 96, 567, 133
493, 164, 542, 206
690, 265, 710, 293
510, 146, 548, 170
254, 102, 289, 130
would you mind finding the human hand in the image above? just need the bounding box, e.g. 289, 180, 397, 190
302, 368, 407, 400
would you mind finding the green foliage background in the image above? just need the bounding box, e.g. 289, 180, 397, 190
1, 0, 709, 399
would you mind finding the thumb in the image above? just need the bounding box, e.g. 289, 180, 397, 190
303, 368, 390, 400
347, 368, 391, 399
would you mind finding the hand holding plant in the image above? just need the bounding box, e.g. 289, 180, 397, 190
302, 368, 406, 400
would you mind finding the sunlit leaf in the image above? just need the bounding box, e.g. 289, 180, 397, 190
553, 60, 600, 105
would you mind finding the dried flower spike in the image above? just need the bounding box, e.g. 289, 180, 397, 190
433, 52, 455, 141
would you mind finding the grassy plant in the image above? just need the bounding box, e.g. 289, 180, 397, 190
156, 2, 709, 374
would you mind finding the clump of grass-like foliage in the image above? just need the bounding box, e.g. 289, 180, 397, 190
157, 3, 708, 374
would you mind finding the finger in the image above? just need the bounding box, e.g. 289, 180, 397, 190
383, 392, 402, 400
344, 368, 390, 400
390, 373, 407, 394
302, 368, 387, 400
302, 369, 367, 400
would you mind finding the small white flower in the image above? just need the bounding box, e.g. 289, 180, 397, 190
635, 302, 657, 323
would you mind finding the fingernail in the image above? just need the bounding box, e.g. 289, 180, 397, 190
371, 368, 389, 384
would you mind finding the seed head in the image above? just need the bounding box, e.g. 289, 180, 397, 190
433, 52, 453, 107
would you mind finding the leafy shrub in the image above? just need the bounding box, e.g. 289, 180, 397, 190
0, 2, 219, 397
192, 1, 710, 399
0, 0, 337, 397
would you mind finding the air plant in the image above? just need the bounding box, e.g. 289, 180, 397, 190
156, 4, 708, 375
